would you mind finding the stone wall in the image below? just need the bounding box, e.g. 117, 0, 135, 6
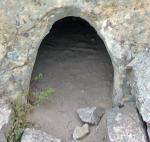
0, 0, 150, 104
127, 52, 150, 139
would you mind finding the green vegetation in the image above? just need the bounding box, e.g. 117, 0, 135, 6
7, 97, 33, 142
33, 73, 44, 81
7, 73, 55, 142
30, 73, 55, 105
28, 88, 55, 106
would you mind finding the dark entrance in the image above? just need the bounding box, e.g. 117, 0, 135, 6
30, 17, 113, 142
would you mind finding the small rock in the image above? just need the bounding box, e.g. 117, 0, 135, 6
107, 102, 147, 142
73, 124, 89, 140
77, 107, 105, 125
21, 128, 61, 142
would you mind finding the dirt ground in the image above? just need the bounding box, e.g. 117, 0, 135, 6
30, 17, 113, 142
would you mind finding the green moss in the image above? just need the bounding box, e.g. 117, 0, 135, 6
7, 97, 33, 142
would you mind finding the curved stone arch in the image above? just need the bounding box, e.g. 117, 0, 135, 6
27, 6, 127, 104
38, 7, 115, 66
0, 5, 127, 105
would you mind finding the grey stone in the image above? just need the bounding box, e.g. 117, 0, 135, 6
0, 0, 149, 138
0, 99, 11, 130
77, 107, 105, 125
0, 132, 6, 142
7, 51, 19, 61
128, 52, 150, 123
21, 128, 61, 142
73, 124, 89, 140
147, 125, 150, 140
1, 0, 150, 106
107, 102, 147, 142
0, 99, 12, 139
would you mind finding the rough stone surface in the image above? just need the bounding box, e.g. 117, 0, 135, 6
77, 107, 105, 125
0, 99, 11, 130
128, 52, 150, 124
1, 0, 150, 104
0, 1, 150, 140
73, 124, 89, 140
21, 128, 61, 142
0, 132, 7, 142
107, 102, 147, 142
0, 99, 12, 141
147, 125, 150, 140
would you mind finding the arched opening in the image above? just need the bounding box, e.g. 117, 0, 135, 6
29, 17, 113, 141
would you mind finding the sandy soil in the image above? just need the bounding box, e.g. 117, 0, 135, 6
29, 17, 113, 142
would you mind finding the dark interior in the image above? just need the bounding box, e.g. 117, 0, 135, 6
40, 16, 106, 50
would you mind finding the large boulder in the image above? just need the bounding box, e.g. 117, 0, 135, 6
77, 107, 105, 125
107, 102, 147, 142
127, 52, 150, 124
21, 128, 61, 142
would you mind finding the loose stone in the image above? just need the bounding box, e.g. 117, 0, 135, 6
77, 107, 105, 125
73, 124, 90, 140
